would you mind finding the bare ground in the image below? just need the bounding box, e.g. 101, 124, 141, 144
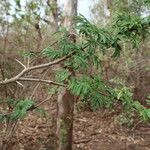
1, 98, 150, 150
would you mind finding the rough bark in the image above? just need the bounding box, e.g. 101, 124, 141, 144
63, 0, 78, 31
56, 0, 77, 150
56, 88, 74, 150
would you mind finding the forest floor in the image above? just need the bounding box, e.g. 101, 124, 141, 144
1, 98, 150, 150
73, 111, 150, 150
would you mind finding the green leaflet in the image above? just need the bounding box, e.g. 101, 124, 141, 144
42, 47, 61, 59
55, 69, 71, 82
10, 99, 34, 121
68, 75, 116, 110
134, 101, 150, 122
68, 77, 91, 96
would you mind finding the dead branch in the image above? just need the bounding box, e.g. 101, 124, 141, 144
18, 77, 66, 87
74, 139, 91, 144
0, 54, 71, 85
0, 43, 88, 86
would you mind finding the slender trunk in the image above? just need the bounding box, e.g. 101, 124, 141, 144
47, 0, 59, 31
56, 0, 77, 150
56, 88, 74, 150
63, 0, 78, 31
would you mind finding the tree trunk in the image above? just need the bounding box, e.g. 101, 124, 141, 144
56, 0, 77, 150
56, 88, 74, 150
63, 0, 78, 31
47, 0, 59, 31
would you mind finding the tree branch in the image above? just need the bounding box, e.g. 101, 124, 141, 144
0, 43, 89, 86
0, 55, 71, 85
18, 77, 66, 87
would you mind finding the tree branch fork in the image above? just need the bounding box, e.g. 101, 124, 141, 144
0, 55, 70, 87
0, 43, 88, 86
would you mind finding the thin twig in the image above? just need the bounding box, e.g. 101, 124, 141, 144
29, 68, 50, 99
18, 77, 66, 87
27, 56, 30, 68
35, 96, 52, 108
74, 139, 91, 144
131, 120, 142, 131
16, 81, 24, 87
15, 59, 26, 69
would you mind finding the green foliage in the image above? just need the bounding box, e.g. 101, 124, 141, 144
43, 47, 61, 59
68, 76, 92, 97
10, 99, 34, 121
68, 75, 150, 122
15, 0, 21, 8
68, 75, 116, 110
0, 99, 34, 122
72, 52, 89, 69
75, 15, 122, 57
133, 101, 150, 122
88, 0, 150, 124
113, 86, 150, 122
113, 13, 150, 47
52, 21, 150, 119
115, 87, 133, 111
1, 0, 150, 126
144, 0, 150, 5
114, 87, 150, 122
55, 69, 71, 82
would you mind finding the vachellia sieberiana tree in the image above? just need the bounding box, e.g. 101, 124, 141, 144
0, 0, 150, 150
91, 0, 150, 103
